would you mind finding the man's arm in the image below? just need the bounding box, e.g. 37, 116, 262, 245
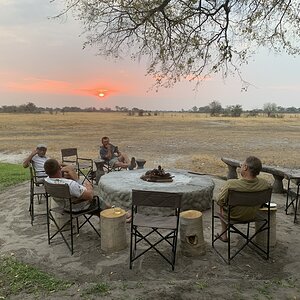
63, 165, 93, 201
80, 182, 94, 201
217, 182, 230, 207
23, 149, 38, 168
100, 144, 114, 160
61, 165, 79, 180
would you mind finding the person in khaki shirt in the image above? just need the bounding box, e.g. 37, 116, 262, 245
216, 156, 271, 242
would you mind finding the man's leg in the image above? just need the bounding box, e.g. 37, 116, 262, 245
115, 156, 136, 170
118, 153, 130, 164
114, 161, 130, 169
219, 207, 228, 241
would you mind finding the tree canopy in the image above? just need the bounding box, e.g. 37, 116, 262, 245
55, 0, 300, 88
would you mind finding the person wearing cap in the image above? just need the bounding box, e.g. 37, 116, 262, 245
23, 144, 49, 178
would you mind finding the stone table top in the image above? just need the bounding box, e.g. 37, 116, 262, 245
98, 169, 215, 211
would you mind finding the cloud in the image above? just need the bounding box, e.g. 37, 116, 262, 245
2, 77, 75, 95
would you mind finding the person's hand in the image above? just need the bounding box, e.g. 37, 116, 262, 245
61, 165, 78, 180
31, 148, 38, 156
83, 181, 93, 189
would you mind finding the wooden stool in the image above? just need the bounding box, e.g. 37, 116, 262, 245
179, 210, 205, 256
255, 204, 277, 247
100, 208, 127, 253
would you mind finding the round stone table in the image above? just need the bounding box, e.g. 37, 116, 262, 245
98, 169, 215, 211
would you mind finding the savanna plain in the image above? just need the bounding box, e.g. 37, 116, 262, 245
0, 112, 299, 174
0, 112, 299, 299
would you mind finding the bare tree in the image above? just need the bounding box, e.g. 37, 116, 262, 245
263, 102, 278, 117
54, 1, 300, 89
209, 100, 222, 116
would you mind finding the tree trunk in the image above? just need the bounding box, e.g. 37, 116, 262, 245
180, 210, 205, 256
100, 208, 127, 253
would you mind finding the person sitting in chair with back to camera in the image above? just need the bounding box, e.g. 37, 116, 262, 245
44, 159, 108, 213
216, 156, 271, 242
44, 158, 132, 221
100, 136, 136, 170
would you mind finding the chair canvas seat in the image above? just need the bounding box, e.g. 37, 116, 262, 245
217, 212, 267, 225
212, 188, 273, 264
134, 213, 178, 229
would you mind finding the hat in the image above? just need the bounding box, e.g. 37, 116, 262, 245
36, 143, 47, 149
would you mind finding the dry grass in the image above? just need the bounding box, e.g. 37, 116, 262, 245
0, 112, 299, 176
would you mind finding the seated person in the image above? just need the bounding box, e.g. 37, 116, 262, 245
44, 159, 108, 213
216, 156, 271, 242
23, 144, 49, 180
100, 136, 136, 170
44, 159, 131, 221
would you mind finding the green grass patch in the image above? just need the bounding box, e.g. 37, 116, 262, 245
195, 279, 209, 290
82, 282, 110, 297
0, 256, 72, 298
0, 163, 30, 191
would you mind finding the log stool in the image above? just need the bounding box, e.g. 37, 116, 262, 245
255, 204, 277, 247
136, 159, 146, 169
100, 208, 127, 252
179, 210, 205, 256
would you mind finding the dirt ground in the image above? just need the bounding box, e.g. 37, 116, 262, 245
0, 112, 299, 176
0, 112, 299, 299
0, 178, 299, 299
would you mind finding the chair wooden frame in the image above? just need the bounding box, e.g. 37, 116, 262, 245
285, 175, 300, 223
29, 164, 47, 225
44, 181, 101, 254
61, 148, 94, 183
130, 190, 181, 271
212, 188, 272, 264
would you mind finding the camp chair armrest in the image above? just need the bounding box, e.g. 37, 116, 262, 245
77, 157, 93, 162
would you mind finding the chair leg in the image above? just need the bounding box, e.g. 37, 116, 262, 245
129, 226, 134, 269
294, 186, 299, 223
227, 224, 231, 264
70, 214, 74, 255
211, 200, 215, 247
30, 194, 34, 225
46, 196, 51, 245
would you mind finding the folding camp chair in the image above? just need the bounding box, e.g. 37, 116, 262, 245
100, 159, 122, 173
130, 190, 181, 270
29, 164, 47, 225
61, 148, 94, 183
285, 174, 300, 223
212, 188, 272, 264
44, 181, 101, 254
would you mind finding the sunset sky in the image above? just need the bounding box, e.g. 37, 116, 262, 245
0, 0, 299, 111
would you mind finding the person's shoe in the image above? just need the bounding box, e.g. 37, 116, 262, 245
128, 157, 136, 170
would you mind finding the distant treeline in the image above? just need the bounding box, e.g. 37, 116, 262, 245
0, 101, 299, 117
